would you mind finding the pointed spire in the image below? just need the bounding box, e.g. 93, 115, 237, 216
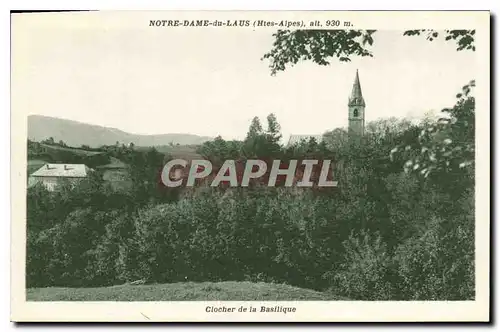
348, 69, 365, 107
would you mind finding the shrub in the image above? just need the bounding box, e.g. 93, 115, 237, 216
326, 230, 396, 300
394, 216, 474, 300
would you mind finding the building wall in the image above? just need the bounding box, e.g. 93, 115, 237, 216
100, 169, 132, 191
31, 176, 82, 191
101, 169, 128, 182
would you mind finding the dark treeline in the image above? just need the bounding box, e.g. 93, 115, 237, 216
26, 82, 475, 300
28, 140, 110, 169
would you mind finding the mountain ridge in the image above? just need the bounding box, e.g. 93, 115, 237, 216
27, 115, 212, 147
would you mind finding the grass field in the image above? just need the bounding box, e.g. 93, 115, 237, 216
39, 143, 104, 156
137, 145, 203, 161
27, 281, 344, 301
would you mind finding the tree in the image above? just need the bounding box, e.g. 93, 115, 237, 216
262, 29, 475, 75
323, 128, 348, 153
197, 136, 243, 165
390, 81, 475, 179
264, 113, 282, 156
123, 147, 176, 205
43, 137, 55, 145
246, 116, 263, 140
266, 113, 282, 143
242, 114, 284, 159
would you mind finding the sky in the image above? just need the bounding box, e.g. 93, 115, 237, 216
13, 16, 478, 141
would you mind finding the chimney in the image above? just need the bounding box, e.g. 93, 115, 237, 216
64, 165, 68, 170
46, 164, 50, 169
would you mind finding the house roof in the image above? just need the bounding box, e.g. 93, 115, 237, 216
287, 135, 324, 146
31, 163, 92, 178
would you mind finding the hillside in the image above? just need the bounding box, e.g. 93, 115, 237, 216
26, 281, 344, 301
27, 140, 112, 169
28, 115, 212, 148
136, 144, 203, 161
38, 143, 104, 156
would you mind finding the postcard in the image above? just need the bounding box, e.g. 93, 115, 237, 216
10, 10, 490, 322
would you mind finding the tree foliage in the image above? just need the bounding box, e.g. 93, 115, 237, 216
263, 30, 376, 75
263, 29, 475, 75
391, 80, 475, 179
403, 29, 476, 51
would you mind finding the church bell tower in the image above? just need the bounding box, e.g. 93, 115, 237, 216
348, 70, 365, 137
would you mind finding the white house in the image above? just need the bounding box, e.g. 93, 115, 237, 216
28, 163, 92, 191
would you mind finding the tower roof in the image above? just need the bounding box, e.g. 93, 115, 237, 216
348, 69, 365, 107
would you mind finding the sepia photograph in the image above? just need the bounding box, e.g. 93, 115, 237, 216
10, 10, 490, 322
